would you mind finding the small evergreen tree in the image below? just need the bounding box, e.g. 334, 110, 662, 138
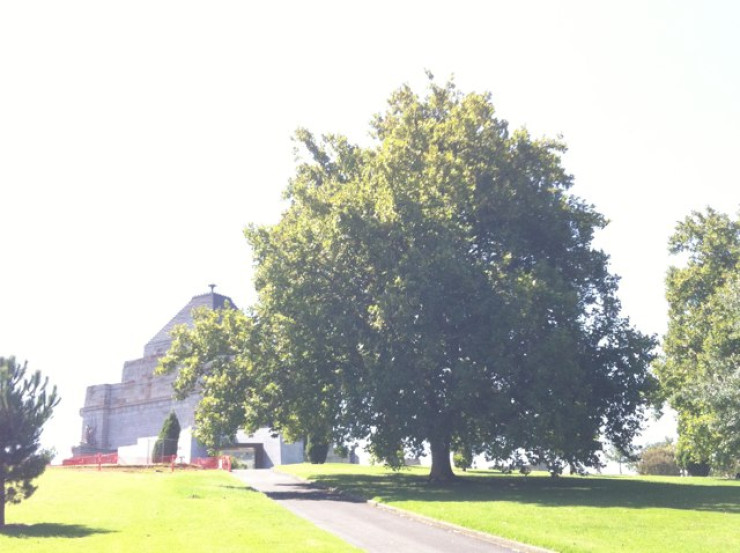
0, 357, 59, 527
152, 412, 181, 463
304, 434, 329, 464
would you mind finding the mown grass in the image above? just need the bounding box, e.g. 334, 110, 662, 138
0, 467, 357, 552
279, 463, 740, 553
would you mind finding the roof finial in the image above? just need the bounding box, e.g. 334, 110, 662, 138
208, 283, 216, 294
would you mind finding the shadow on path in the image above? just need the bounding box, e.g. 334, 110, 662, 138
265, 482, 366, 503
0, 523, 114, 539
220, 478, 365, 503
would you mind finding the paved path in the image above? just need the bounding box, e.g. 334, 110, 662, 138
232, 469, 549, 553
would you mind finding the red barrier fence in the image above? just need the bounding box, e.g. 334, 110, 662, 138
191, 456, 220, 469
192, 456, 231, 471
62, 453, 118, 466
61, 453, 231, 471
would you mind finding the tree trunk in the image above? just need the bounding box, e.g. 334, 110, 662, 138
0, 469, 5, 528
428, 438, 455, 482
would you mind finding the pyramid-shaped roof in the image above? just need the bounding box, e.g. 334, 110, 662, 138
143, 290, 236, 357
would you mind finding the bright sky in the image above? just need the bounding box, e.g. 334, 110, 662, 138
2, 1, 739, 459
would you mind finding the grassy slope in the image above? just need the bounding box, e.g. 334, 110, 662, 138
0, 467, 357, 553
279, 463, 740, 553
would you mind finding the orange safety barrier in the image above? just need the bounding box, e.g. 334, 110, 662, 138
62, 453, 118, 466
61, 453, 231, 471
191, 456, 232, 471
191, 456, 219, 469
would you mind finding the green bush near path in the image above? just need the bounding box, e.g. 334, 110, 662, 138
279, 463, 740, 553
0, 467, 357, 552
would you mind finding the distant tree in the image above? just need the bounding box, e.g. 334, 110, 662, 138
152, 412, 181, 463
655, 208, 740, 474
453, 446, 473, 472
604, 444, 634, 475
0, 357, 59, 527
636, 441, 681, 476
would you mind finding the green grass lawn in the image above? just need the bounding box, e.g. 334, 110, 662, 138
279, 463, 740, 553
0, 467, 357, 552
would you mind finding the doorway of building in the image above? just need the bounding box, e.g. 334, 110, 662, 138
221, 444, 265, 469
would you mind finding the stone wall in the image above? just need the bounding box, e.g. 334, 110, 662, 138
74, 291, 302, 466
79, 358, 200, 451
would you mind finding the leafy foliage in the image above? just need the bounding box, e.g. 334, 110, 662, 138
152, 412, 181, 463
636, 441, 681, 476
158, 305, 254, 453
159, 77, 656, 481
0, 356, 59, 527
453, 447, 473, 472
656, 208, 740, 474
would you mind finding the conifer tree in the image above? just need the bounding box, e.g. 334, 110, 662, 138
0, 357, 59, 527
152, 412, 181, 463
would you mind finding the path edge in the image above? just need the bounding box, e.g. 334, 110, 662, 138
270, 469, 555, 553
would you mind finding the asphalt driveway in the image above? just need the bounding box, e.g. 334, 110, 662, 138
232, 469, 551, 553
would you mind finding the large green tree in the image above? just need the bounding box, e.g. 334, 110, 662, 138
0, 357, 59, 527
161, 78, 656, 480
656, 208, 740, 474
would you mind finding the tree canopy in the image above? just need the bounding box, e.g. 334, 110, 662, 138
0, 357, 59, 527
160, 77, 656, 480
158, 304, 254, 453
656, 208, 740, 474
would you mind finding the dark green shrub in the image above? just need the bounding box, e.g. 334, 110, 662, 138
637, 441, 681, 476
685, 461, 711, 476
453, 448, 473, 471
305, 435, 329, 464
152, 412, 181, 463
676, 449, 711, 476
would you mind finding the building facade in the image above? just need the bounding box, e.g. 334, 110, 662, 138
73, 288, 303, 467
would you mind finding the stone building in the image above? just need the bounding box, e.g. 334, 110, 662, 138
73, 287, 304, 467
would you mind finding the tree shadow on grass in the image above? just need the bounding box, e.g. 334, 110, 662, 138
300, 471, 740, 514
0, 523, 114, 539
219, 484, 251, 491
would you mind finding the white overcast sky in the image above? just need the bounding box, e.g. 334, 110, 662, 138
2, 1, 739, 458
